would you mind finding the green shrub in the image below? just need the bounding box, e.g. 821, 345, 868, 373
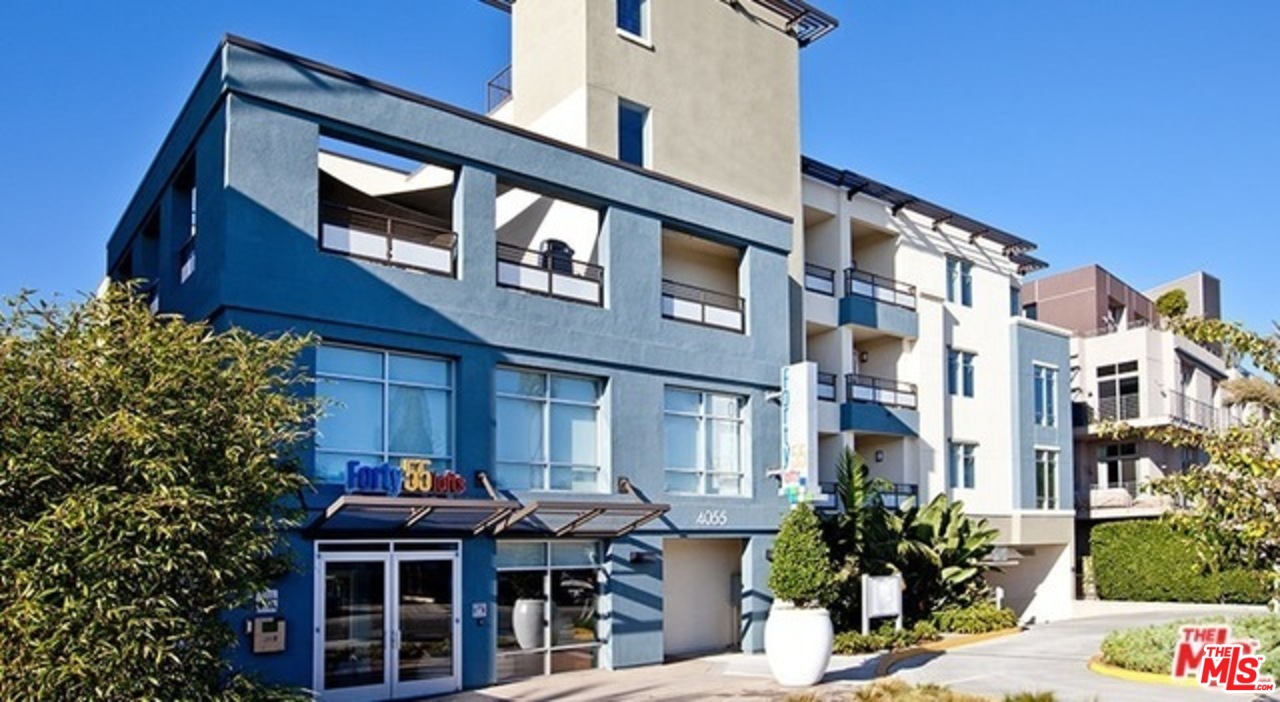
769, 503, 836, 608
832, 621, 940, 654
1091, 520, 1270, 604
931, 602, 1019, 634
1101, 614, 1280, 677
1155, 288, 1188, 319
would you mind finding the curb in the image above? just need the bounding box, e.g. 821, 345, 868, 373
1086, 655, 1200, 688
875, 628, 1024, 676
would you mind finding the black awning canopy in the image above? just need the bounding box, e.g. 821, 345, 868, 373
491, 500, 669, 538
305, 494, 522, 537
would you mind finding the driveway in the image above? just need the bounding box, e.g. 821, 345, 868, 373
893, 606, 1272, 702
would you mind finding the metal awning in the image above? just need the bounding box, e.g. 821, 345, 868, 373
479, 474, 671, 539
305, 475, 670, 539
304, 495, 522, 537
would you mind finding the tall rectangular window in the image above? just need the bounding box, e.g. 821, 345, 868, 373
949, 442, 976, 489
948, 349, 975, 398
1035, 449, 1058, 509
177, 161, 197, 284
1010, 287, 1020, 316
618, 99, 649, 168
664, 388, 745, 496
1034, 364, 1058, 426
314, 345, 453, 484
1097, 361, 1139, 421
946, 257, 972, 307
496, 368, 603, 492
616, 0, 648, 38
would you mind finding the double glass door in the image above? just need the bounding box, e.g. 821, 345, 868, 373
316, 545, 460, 701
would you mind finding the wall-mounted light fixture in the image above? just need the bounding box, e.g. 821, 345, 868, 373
859, 351, 870, 363
875, 450, 885, 463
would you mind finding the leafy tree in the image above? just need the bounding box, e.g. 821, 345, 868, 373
769, 503, 836, 609
0, 285, 314, 701
1155, 288, 1189, 319
1100, 314, 1280, 585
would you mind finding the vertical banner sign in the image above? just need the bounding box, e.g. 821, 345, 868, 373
779, 362, 819, 504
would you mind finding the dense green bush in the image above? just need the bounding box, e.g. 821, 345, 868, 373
769, 503, 836, 609
1091, 520, 1271, 604
1101, 615, 1280, 677
832, 621, 940, 654
930, 603, 1019, 634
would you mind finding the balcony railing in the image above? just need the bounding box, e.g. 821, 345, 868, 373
496, 242, 604, 306
880, 482, 918, 509
1076, 480, 1180, 511
817, 371, 838, 402
844, 268, 917, 310
661, 279, 745, 332
845, 373, 918, 409
486, 64, 512, 113
320, 202, 457, 277
1096, 394, 1140, 422
1170, 391, 1230, 430
804, 263, 836, 296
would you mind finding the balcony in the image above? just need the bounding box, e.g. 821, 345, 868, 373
1076, 480, 1175, 518
1170, 391, 1231, 430
817, 371, 838, 402
840, 268, 918, 338
880, 482, 919, 509
319, 202, 457, 277
661, 279, 745, 333
497, 242, 604, 306
804, 263, 836, 296
841, 373, 919, 436
486, 64, 512, 113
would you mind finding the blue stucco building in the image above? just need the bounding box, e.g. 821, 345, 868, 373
105, 36, 800, 699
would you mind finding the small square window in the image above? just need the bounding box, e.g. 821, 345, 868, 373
617, 0, 648, 39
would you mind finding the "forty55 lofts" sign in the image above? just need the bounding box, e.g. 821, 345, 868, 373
345, 459, 467, 497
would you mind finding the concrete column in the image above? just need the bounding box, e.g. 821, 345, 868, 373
454, 165, 497, 287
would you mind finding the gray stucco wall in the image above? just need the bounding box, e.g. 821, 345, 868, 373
1010, 322, 1074, 510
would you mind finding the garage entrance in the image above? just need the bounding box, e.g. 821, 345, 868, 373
661, 538, 744, 659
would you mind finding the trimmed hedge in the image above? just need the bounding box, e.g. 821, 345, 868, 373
930, 603, 1019, 634
833, 621, 940, 655
1091, 520, 1271, 604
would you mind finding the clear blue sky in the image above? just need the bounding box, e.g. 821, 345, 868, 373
1, 1, 1275, 333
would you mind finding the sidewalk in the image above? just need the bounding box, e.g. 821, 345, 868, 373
437, 653, 881, 701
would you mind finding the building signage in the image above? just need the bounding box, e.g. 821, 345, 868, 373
779, 361, 819, 504
345, 458, 466, 497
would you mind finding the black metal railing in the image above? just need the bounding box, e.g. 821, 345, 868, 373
817, 371, 838, 402
496, 242, 604, 306
804, 263, 836, 296
844, 268, 916, 310
845, 373, 918, 409
661, 279, 745, 332
319, 201, 457, 277
881, 483, 919, 509
486, 64, 512, 113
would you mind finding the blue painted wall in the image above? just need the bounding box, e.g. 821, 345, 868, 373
839, 295, 919, 339
107, 37, 794, 692
1009, 321, 1074, 510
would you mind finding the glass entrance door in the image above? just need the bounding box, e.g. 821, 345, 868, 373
316, 546, 460, 701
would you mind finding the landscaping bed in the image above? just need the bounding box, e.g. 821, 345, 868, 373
1100, 614, 1280, 676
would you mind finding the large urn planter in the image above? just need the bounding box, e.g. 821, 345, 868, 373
764, 601, 834, 687
512, 598, 546, 650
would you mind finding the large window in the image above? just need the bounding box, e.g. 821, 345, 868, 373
949, 442, 976, 489
616, 0, 648, 39
1097, 361, 1139, 421
1034, 364, 1058, 426
496, 541, 602, 682
946, 256, 972, 307
1098, 443, 1138, 494
1035, 449, 1058, 509
314, 345, 453, 484
496, 368, 603, 492
618, 99, 650, 168
948, 349, 975, 398
663, 388, 746, 496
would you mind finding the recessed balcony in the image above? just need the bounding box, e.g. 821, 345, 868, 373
841, 372, 919, 436
840, 268, 918, 339
497, 242, 604, 306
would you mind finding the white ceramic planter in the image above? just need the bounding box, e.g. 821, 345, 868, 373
764, 601, 833, 687
512, 598, 546, 650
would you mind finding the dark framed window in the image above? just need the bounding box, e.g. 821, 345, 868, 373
618, 99, 649, 168
616, 0, 648, 38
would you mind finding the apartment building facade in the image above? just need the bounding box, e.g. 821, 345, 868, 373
102, 0, 1074, 698
796, 160, 1076, 623
1020, 266, 1233, 568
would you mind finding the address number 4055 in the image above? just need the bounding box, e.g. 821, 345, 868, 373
694, 509, 729, 527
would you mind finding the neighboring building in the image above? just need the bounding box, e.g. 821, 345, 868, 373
797, 161, 1076, 623
102, 0, 1074, 698
1020, 266, 1235, 580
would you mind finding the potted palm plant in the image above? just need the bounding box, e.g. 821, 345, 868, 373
765, 502, 837, 687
